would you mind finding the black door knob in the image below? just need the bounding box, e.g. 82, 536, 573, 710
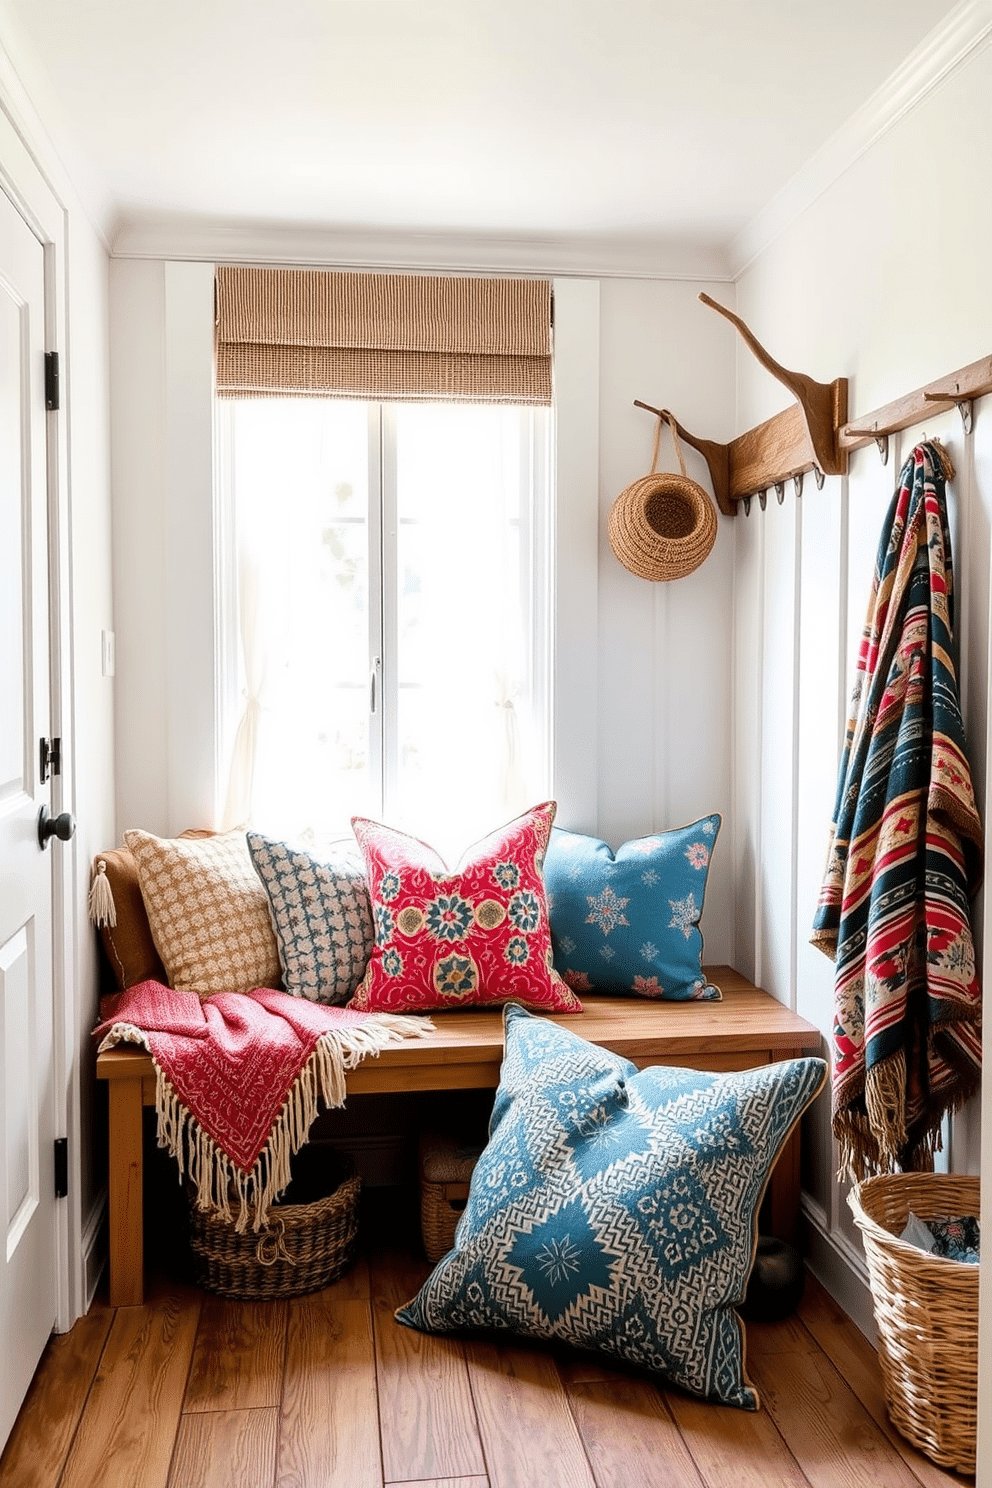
38, 806, 76, 850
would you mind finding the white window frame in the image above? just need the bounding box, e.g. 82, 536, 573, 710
214, 396, 555, 840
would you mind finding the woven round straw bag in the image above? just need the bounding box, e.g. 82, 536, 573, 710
609, 412, 717, 581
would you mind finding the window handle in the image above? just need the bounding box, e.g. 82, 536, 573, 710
370, 658, 380, 715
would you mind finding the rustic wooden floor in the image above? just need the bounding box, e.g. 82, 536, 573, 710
0, 1188, 968, 1488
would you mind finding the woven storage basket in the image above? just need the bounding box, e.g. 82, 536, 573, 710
608, 411, 717, 582
419, 1133, 482, 1263
189, 1148, 360, 1300
848, 1172, 979, 1474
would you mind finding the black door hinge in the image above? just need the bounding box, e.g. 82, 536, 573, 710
40, 736, 62, 784
45, 351, 60, 411
54, 1137, 68, 1198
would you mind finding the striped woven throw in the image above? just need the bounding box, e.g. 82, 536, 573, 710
811, 441, 983, 1181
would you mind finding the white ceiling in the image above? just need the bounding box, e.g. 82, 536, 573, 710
0, 0, 962, 268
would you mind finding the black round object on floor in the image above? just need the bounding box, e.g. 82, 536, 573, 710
741, 1235, 806, 1322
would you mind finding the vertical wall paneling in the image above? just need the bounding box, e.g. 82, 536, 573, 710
110, 260, 169, 834
732, 502, 763, 984
596, 283, 668, 850
163, 260, 218, 834
595, 277, 736, 961
550, 277, 600, 835
757, 492, 800, 1010
795, 476, 845, 1214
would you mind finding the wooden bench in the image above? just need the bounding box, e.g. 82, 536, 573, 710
96, 965, 822, 1306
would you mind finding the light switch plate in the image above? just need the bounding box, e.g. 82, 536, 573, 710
101, 629, 115, 677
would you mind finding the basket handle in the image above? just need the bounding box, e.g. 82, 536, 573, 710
256, 1217, 296, 1268
650, 411, 688, 478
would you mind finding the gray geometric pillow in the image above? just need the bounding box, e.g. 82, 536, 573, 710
247, 832, 374, 1005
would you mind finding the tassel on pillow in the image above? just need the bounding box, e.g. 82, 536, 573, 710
88, 859, 117, 927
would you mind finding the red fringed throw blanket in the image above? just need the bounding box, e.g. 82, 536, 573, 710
811, 441, 983, 1181
94, 980, 433, 1229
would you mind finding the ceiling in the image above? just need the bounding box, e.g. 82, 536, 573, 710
0, 0, 961, 268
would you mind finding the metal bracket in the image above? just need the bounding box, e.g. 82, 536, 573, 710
923, 388, 974, 435
843, 427, 889, 465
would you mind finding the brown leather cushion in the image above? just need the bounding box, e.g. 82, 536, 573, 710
93, 830, 213, 992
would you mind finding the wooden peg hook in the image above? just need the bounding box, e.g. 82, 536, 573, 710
632, 400, 733, 515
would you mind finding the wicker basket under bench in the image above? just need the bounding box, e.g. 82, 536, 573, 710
95, 965, 821, 1306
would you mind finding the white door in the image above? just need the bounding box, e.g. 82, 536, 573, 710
0, 185, 57, 1447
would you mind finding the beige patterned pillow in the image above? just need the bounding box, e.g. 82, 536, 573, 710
124, 828, 281, 995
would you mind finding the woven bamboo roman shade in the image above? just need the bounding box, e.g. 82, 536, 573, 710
215, 266, 552, 405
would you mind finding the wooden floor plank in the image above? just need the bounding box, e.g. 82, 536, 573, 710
0, 1298, 114, 1488
372, 1246, 487, 1484
1, 1224, 946, 1488
184, 1298, 288, 1413
798, 1279, 969, 1488
568, 1375, 705, 1488
740, 1310, 812, 1356
278, 1293, 381, 1488
59, 1282, 202, 1488
168, 1408, 278, 1488
385, 1479, 488, 1488
666, 1388, 811, 1488
747, 1345, 926, 1488
465, 1338, 596, 1488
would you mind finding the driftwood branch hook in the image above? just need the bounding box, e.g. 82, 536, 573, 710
698, 293, 847, 480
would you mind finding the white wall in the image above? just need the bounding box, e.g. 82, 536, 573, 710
63, 205, 114, 1306
733, 29, 992, 1363
108, 264, 738, 964
595, 277, 735, 961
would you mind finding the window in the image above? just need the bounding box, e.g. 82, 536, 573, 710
217, 395, 552, 858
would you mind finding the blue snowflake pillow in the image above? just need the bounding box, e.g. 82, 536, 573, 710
247, 832, 374, 1005
542, 815, 722, 999
397, 1004, 826, 1409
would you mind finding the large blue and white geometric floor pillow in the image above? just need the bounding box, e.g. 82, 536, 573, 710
397, 1004, 826, 1409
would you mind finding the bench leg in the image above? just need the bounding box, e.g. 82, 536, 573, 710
108, 1074, 144, 1306
767, 1127, 801, 1242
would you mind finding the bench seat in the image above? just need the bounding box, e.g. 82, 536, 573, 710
96, 965, 822, 1306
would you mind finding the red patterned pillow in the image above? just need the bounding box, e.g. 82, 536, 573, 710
349, 803, 582, 1015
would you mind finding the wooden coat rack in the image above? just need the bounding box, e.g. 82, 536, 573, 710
636, 294, 992, 515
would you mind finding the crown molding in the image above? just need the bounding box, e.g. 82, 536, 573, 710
109, 216, 733, 283
730, 0, 992, 277
0, 4, 114, 247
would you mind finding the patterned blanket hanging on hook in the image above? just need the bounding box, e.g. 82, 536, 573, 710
811, 440, 983, 1182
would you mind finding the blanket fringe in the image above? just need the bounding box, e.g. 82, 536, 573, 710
863, 1049, 907, 1159
101, 1011, 434, 1231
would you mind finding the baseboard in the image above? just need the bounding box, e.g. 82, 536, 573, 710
82, 1190, 107, 1310
800, 1198, 877, 1345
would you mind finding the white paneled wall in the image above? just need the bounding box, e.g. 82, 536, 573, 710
595, 277, 736, 965
733, 32, 992, 1339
